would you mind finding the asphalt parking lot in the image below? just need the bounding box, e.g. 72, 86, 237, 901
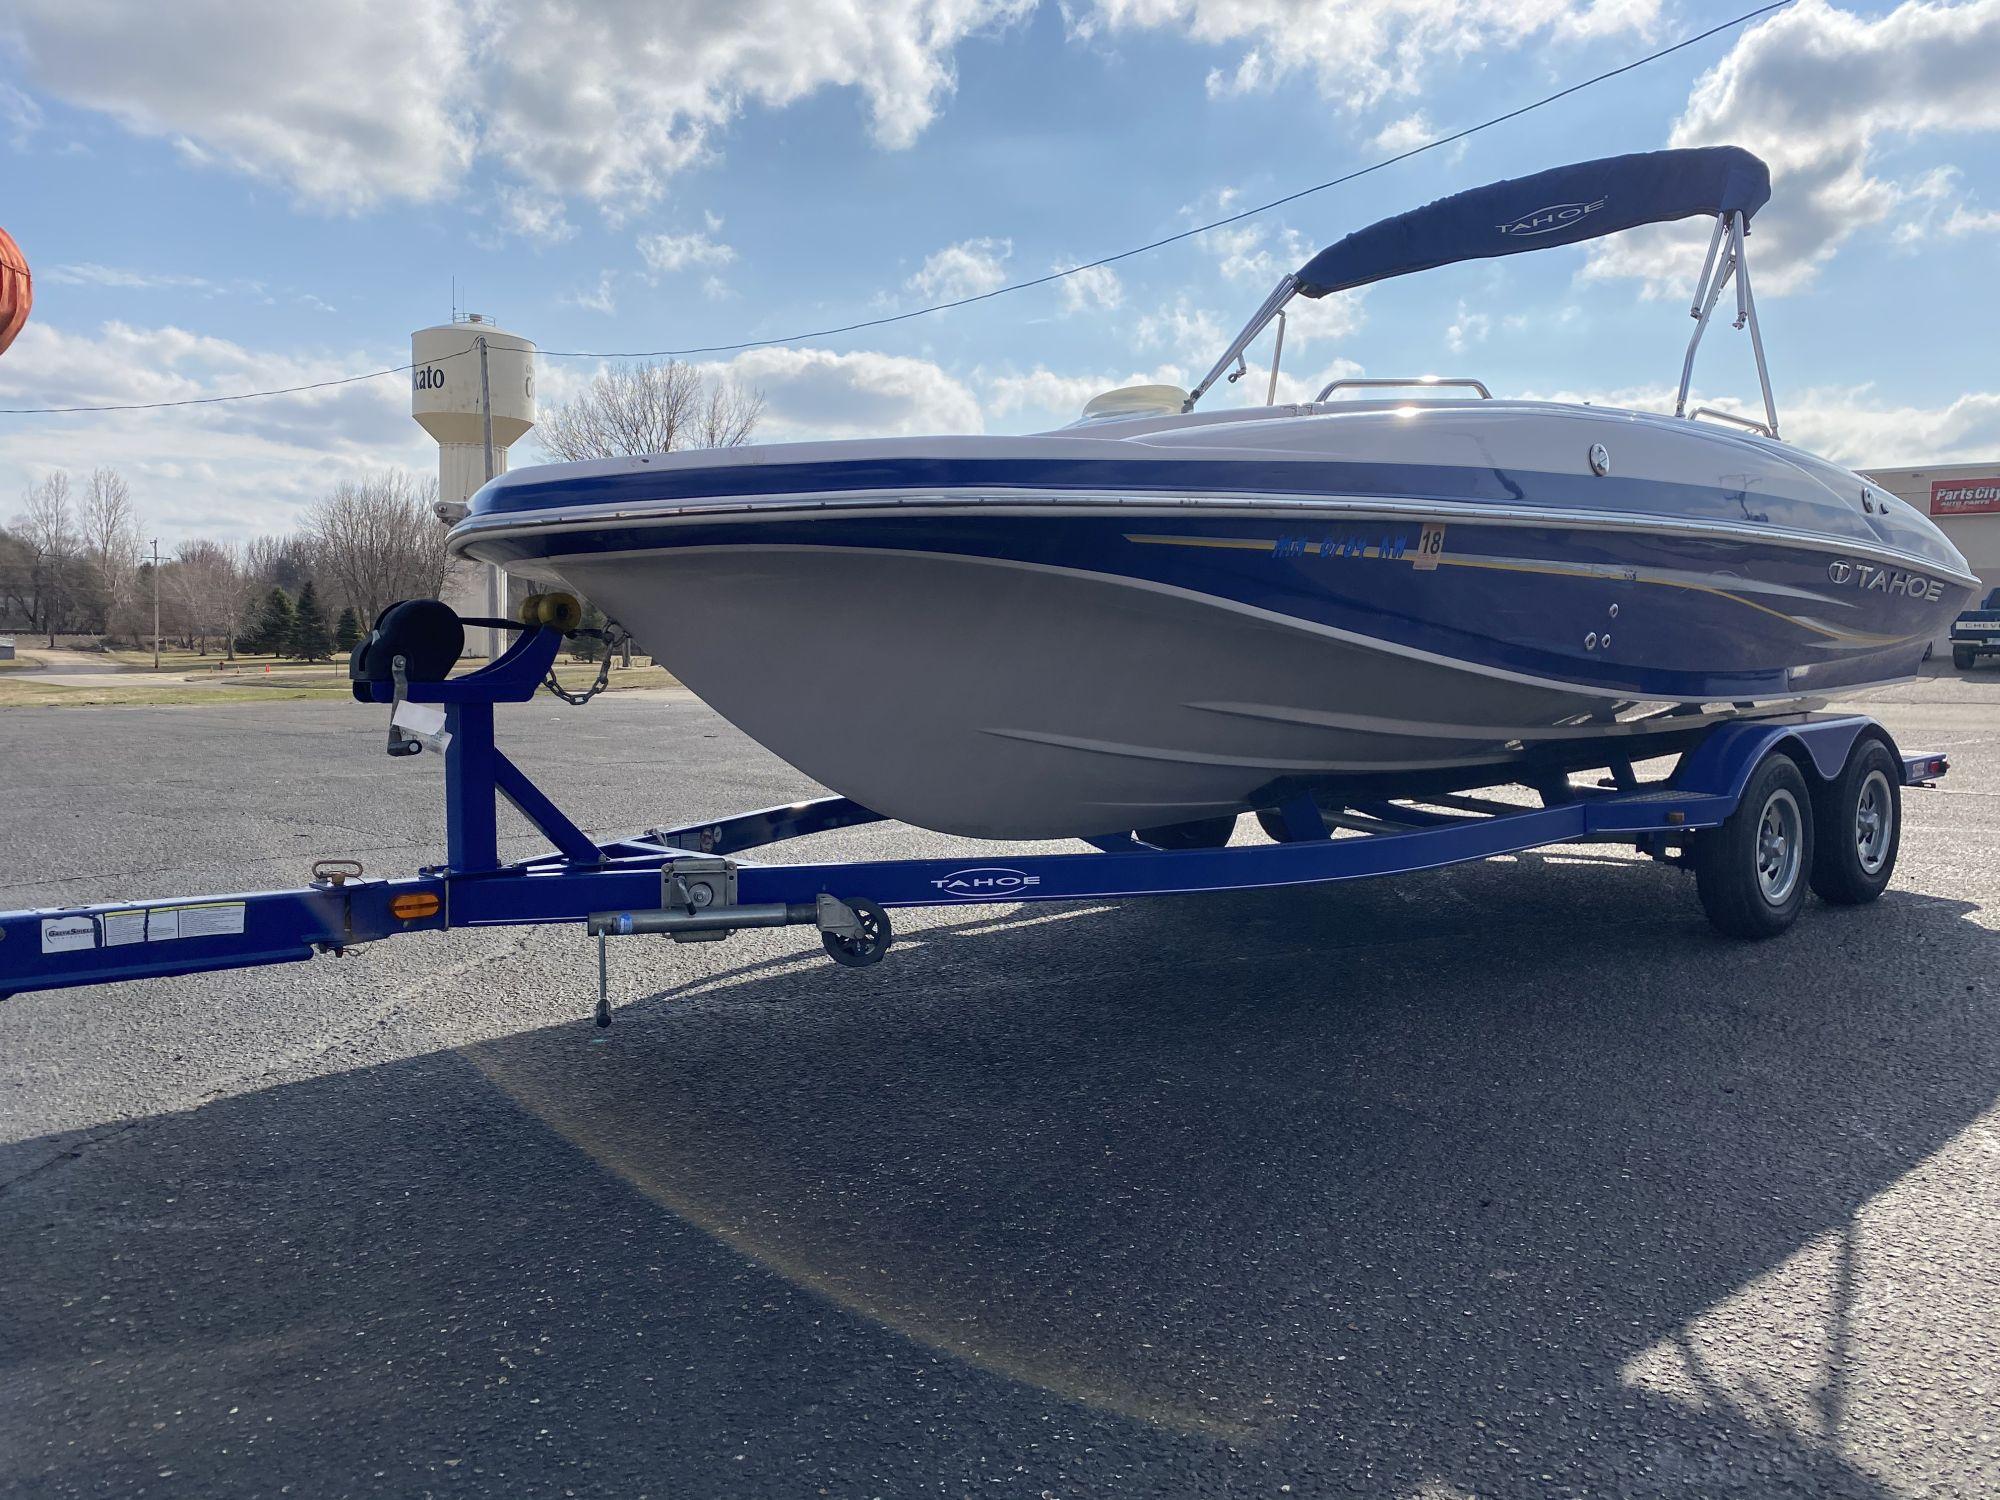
2, 673, 1996, 1499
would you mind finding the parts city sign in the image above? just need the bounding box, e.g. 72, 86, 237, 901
1930, 477, 2000, 516
1826, 559, 1946, 600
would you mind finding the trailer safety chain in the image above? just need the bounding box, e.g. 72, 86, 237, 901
542, 624, 631, 707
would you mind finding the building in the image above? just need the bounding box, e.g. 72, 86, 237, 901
1860, 460, 2000, 652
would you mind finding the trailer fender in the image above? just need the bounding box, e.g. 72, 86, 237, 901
1671, 715, 1897, 804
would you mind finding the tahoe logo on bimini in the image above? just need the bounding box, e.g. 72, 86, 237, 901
1496, 197, 1608, 237
930, 866, 1043, 899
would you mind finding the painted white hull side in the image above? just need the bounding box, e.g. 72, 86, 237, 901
548, 545, 1668, 840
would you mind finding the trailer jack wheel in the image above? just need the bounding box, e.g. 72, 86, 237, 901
820, 897, 893, 968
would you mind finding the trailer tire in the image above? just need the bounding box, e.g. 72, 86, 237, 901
1953, 645, 1975, 671
1694, 753, 1814, 939
1809, 738, 1900, 906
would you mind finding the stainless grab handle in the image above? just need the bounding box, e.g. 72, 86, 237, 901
1688, 405, 1773, 438
1315, 377, 1493, 401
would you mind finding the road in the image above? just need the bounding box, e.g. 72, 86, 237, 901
1, 676, 1996, 1498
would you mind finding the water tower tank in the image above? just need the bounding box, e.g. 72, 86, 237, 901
411, 315, 536, 653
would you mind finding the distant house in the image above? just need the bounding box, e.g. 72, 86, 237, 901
0, 635, 14, 662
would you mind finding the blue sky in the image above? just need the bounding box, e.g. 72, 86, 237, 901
2, 0, 1996, 542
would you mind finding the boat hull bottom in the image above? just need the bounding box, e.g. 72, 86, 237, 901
539, 547, 1817, 840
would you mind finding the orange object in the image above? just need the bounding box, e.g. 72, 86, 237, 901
0, 228, 29, 359
389, 891, 442, 921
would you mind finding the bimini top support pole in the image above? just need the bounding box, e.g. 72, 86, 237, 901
1729, 212, 1780, 441
1186, 275, 1296, 411
1674, 211, 1779, 441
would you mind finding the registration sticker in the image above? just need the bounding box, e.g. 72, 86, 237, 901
1413, 521, 1447, 571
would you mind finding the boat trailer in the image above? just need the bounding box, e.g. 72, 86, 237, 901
0, 605, 1951, 1022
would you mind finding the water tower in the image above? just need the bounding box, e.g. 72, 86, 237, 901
411, 314, 536, 656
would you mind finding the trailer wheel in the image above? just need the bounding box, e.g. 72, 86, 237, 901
1135, 815, 1239, 849
1809, 738, 1900, 906
822, 897, 893, 968
1694, 753, 1814, 938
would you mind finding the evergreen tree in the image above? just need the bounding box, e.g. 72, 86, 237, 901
333, 605, 362, 653
245, 586, 294, 656
290, 580, 332, 662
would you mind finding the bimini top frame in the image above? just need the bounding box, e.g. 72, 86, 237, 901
1186, 146, 1781, 439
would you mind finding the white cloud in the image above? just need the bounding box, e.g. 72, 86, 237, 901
2, 0, 1033, 216
42, 263, 217, 292
1372, 111, 1434, 153
1071, 0, 1658, 112
1585, 0, 2000, 297
982, 364, 1190, 423
704, 346, 983, 439
1444, 300, 1489, 354
1136, 297, 1228, 353
497, 186, 576, 243
563, 272, 619, 315
638, 227, 737, 275
0, 81, 42, 148
906, 236, 1012, 301
1056, 261, 1123, 314
1890, 167, 2000, 248
0, 0, 475, 211
0, 320, 432, 540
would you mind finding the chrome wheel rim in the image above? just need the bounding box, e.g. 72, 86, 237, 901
1756, 787, 1803, 905
1855, 768, 1894, 876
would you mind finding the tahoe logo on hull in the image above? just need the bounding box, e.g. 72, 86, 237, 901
930, 866, 1043, 899
1827, 559, 1945, 600
1496, 197, 1608, 237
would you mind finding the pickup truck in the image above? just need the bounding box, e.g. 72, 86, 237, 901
1951, 587, 2000, 670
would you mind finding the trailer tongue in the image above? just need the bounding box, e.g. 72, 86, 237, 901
0, 597, 1951, 1020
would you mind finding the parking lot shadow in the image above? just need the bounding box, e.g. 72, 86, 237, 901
3, 857, 1995, 1498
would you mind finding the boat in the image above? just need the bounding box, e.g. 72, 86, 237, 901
450, 147, 1978, 841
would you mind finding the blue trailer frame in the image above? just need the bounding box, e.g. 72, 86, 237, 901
0, 623, 1951, 1007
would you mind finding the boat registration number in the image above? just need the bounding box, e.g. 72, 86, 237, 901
1413, 522, 1447, 571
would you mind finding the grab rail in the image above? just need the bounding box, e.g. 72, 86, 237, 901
1688, 405, 1774, 438
1315, 376, 1493, 401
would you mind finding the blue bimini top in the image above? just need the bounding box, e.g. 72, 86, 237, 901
1293, 146, 1771, 299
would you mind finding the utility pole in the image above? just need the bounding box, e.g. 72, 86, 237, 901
149, 538, 160, 670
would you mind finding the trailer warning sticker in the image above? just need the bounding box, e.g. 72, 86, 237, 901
40, 916, 97, 954
104, 911, 148, 946
175, 903, 247, 940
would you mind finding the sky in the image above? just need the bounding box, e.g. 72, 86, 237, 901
1, 0, 1997, 545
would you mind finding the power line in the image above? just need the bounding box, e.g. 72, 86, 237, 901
2, 0, 1789, 418
541, 0, 1791, 362
2, 357, 453, 416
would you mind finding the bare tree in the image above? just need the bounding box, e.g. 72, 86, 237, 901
538, 360, 762, 461
80, 467, 141, 640
169, 540, 243, 655
306, 471, 451, 626
16, 472, 77, 647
